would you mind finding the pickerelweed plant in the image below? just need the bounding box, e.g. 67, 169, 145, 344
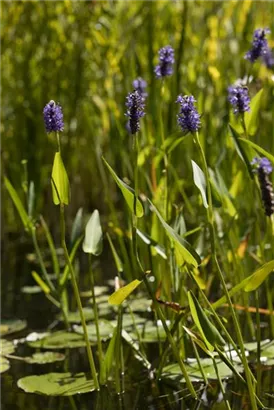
4, 21, 274, 409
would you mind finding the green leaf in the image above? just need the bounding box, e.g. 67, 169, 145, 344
106, 233, 123, 273
148, 199, 200, 267
100, 327, 117, 383
121, 329, 150, 368
28, 331, 87, 349
244, 260, 274, 292
0, 357, 10, 374
129, 320, 168, 343
4, 177, 31, 231
82, 209, 103, 255
32, 271, 50, 294
23, 352, 65, 364
191, 160, 208, 208
245, 89, 264, 136
137, 229, 167, 259
57, 308, 94, 324
238, 138, 274, 164
70, 208, 83, 247
60, 235, 83, 288
51, 152, 70, 205
229, 125, 255, 178
73, 320, 114, 342
17, 372, 95, 396
102, 156, 144, 218
108, 279, 142, 305
0, 319, 27, 336
188, 291, 225, 351
0, 339, 15, 355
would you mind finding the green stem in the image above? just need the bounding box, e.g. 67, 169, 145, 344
255, 290, 261, 397
89, 254, 103, 366
191, 338, 208, 385
40, 215, 60, 278
143, 275, 197, 398
31, 227, 55, 293
194, 131, 257, 410
212, 357, 231, 410
59, 204, 99, 390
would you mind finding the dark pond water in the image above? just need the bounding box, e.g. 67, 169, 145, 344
1, 238, 274, 410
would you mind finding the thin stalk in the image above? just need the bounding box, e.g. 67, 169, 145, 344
194, 131, 257, 410
191, 339, 208, 385
40, 215, 60, 278
255, 290, 261, 397
212, 358, 231, 410
59, 204, 99, 390
31, 227, 55, 293
143, 275, 197, 398
89, 254, 103, 366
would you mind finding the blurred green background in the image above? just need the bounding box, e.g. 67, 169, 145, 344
2, 0, 273, 275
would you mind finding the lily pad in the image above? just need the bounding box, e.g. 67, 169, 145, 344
24, 352, 66, 364
163, 358, 243, 381
130, 321, 169, 343
17, 372, 95, 396
0, 339, 15, 355
111, 313, 146, 329
80, 286, 109, 298
73, 320, 114, 342
28, 331, 86, 349
0, 356, 10, 374
57, 308, 94, 323
126, 298, 152, 313
0, 319, 27, 336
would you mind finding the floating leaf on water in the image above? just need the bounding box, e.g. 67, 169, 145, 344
0, 357, 10, 374
57, 308, 94, 323
17, 372, 95, 396
126, 297, 152, 313
73, 320, 114, 342
129, 321, 168, 343
27, 331, 86, 349
23, 352, 66, 364
0, 319, 27, 336
80, 286, 109, 298
0, 339, 15, 355
163, 358, 243, 381
112, 313, 146, 329
244, 340, 274, 359
26, 332, 50, 342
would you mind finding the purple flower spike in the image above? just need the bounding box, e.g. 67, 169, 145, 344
176, 95, 201, 133
125, 90, 145, 134
43, 100, 64, 133
228, 85, 250, 114
251, 157, 273, 175
245, 28, 271, 63
251, 157, 274, 217
132, 77, 148, 100
154, 45, 175, 78
262, 47, 274, 69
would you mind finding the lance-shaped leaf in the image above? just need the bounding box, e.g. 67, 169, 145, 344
238, 139, 274, 164
191, 160, 208, 208
188, 291, 225, 351
51, 152, 70, 205
4, 177, 31, 231
244, 259, 274, 292
148, 199, 200, 267
70, 208, 83, 247
82, 210, 103, 256
229, 124, 255, 178
245, 88, 264, 136
108, 279, 142, 305
102, 157, 144, 218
